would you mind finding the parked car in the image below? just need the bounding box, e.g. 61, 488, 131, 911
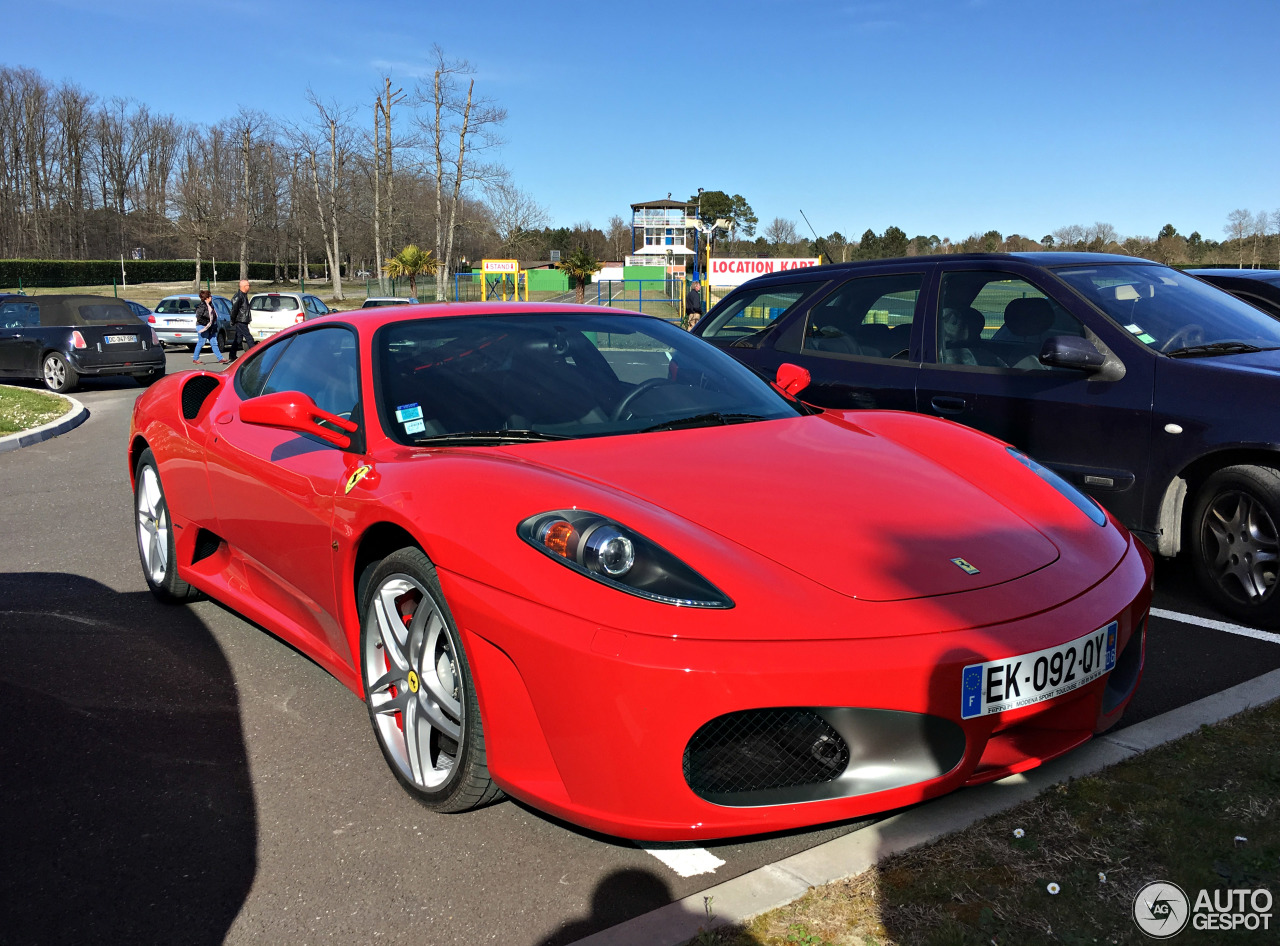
695, 252, 1280, 626
129, 303, 1151, 840
1188, 268, 1280, 319
247, 292, 333, 341
361, 296, 419, 308
122, 299, 152, 321
149, 294, 232, 349
0, 294, 165, 392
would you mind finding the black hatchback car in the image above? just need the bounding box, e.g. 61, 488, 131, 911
1188, 269, 1280, 320
0, 294, 166, 393
695, 252, 1280, 626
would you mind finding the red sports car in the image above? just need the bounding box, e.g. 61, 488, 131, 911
129, 303, 1153, 841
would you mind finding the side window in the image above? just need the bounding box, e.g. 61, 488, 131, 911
702, 282, 824, 341
214, 298, 231, 318
803, 273, 921, 360
1, 302, 40, 327
234, 338, 291, 400
260, 327, 360, 422
937, 272, 1085, 371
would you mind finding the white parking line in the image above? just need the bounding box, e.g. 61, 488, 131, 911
639, 844, 725, 877
1151, 608, 1280, 645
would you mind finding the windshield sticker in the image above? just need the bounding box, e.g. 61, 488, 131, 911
395, 403, 423, 423
1138, 332, 1156, 344
1125, 324, 1157, 344
404, 419, 426, 435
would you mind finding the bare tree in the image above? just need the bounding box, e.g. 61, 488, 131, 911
297, 92, 355, 299
764, 217, 799, 252
1273, 209, 1280, 270
416, 45, 507, 301
1225, 209, 1252, 267
175, 126, 218, 288
484, 179, 548, 258
1252, 210, 1269, 269
605, 215, 630, 261
370, 77, 407, 292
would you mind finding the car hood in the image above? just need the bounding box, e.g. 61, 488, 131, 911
506, 414, 1061, 601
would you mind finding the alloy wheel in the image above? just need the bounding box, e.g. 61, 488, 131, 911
135, 465, 169, 586
363, 574, 464, 790
1201, 488, 1280, 604
44, 356, 65, 389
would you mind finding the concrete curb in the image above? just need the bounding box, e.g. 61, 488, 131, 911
572, 668, 1280, 945
0, 386, 87, 453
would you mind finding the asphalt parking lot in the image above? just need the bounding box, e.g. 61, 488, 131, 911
3, 349, 1280, 945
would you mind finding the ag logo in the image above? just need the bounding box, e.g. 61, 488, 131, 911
1133, 881, 1189, 938
950, 557, 980, 575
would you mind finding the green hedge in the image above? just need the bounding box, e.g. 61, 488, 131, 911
0, 259, 278, 287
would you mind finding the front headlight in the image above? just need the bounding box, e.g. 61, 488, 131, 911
518, 510, 733, 608
1007, 448, 1108, 526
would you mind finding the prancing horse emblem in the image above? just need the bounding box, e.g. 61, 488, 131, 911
950, 557, 980, 575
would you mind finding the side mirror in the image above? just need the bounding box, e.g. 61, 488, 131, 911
1039, 335, 1105, 372
239, 391, 358, 449
775, 362, 811, 397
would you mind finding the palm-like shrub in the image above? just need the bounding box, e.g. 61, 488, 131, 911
383, 245, 437, 298
557, 247, 600, 304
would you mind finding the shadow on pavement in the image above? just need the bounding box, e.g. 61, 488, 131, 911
0, 573, 256, 945
535, 868, 676, 946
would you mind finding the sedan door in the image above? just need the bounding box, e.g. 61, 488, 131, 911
0, 300, 42, 376
205, 326, 364, 660
914, 263, 1156, 533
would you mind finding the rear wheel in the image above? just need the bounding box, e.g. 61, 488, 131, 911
134, 448, 199, 603
359, 547, 500, 811
1190, 465, 1280, 627
42, 352, 78, 393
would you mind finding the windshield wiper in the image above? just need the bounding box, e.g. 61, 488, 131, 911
411, 429, 571, 445
640, 412, 769, 433
1166, 341, 1268, 358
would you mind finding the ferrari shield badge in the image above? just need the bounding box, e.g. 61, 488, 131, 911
344, 465, 373, 495
950, 557, 980, 575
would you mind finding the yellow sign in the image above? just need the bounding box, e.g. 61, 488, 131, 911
481, 259, 518, 273
479, 259, 527, 301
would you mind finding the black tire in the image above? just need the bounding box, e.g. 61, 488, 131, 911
133, 448, 200, 604
359, 547, 501, 811
42, 351, 78, 394
136, 370, 164, 387
1190, 464, 1280, 627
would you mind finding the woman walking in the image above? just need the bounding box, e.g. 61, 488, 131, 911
193, 290, 227, 364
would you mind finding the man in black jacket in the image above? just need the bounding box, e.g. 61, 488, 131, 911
684, 280, 703, 330
226, 280, 254, 361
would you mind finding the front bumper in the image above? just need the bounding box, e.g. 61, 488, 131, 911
445, 535, 1153, 841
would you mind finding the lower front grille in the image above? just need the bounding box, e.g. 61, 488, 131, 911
683, 708, 850, 799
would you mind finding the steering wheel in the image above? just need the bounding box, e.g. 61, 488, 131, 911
1160, 323, 1205, 352
612, 378, 675, 421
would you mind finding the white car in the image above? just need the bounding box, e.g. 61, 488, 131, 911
360, 296, 419, 308
149, 294, 232, 348
246, 292, 333, 340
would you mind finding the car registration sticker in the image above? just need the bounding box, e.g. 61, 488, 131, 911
105, 334, 137, 344
961, 621, 1117, 719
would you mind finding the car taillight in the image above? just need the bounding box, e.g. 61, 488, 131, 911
295, 313, 305, 323
71, 330, 87, 349
150, 328, 160, 345
147, 314, 157, 323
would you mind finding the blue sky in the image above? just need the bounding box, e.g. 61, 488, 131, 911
11, 0, 1280, 242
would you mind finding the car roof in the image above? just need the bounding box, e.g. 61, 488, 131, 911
1187, 268, 1280, 284
727, 251, 1155, 287
301, 301, 665, 334
4, 294, 134, 305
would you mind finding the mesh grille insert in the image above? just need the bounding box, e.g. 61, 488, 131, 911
683, 709, 850, 799
181, 375, 221, 420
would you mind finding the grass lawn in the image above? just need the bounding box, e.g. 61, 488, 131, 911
0, 386, 70, 434
689, 699, 1280, 945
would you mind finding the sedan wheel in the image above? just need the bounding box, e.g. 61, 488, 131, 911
134, 448, 199, 603
359, 548, 500, 810
42, 352, 78, 394
1191, 465, 1280, 627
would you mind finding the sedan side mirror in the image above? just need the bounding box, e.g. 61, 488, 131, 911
1039, 335, 1105, 372
775, 362, 811, 396
240, 391, 358, 449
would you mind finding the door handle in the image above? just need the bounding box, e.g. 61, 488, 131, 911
931, 395, 967, 414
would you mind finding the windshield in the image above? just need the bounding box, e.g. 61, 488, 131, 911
1054, 263, 1280, 354
155, 298, 196, 314
376, 312, 803, 444
251, 295, 301, 311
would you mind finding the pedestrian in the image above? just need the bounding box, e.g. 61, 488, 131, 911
226, 279, 254, 361
685, 280, 704, 330
192, 290, 226, 364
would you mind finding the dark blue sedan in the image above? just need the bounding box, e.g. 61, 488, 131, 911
695, 252, 1280, 627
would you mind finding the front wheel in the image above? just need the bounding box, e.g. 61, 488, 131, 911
134, 448, 200, 603
359, 547, 501, 811
42, 352, 78, 393
1190, 465, 1280, 627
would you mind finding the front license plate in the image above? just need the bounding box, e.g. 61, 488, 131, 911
961, 621, 1117, 719
105, 334, 137, 344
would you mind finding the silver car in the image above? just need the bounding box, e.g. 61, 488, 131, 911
149, 294, 232, 349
